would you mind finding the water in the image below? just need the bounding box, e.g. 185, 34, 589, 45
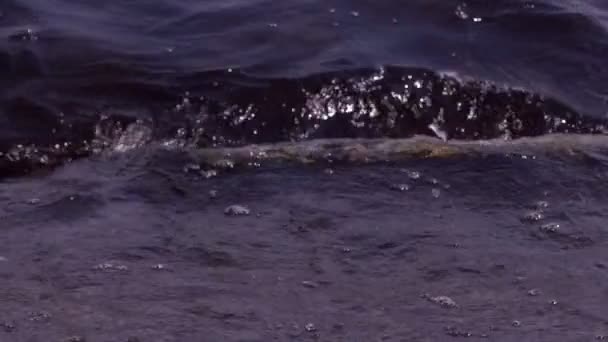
1, 0, 608, 341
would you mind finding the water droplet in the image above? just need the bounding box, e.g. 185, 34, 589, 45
429, 123, 448, 141
432, 188, 441, 198
224, 205, 251, 216
455, 4, 469, 20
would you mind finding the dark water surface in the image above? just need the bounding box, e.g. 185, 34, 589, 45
1, 0, 608, 341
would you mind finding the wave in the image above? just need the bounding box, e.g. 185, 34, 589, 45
187, 134, 608, 171
0, 66, 606, 178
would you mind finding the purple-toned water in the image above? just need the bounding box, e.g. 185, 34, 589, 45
1, 1, 608, 341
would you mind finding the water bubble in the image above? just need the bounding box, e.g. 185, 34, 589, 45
445, 327, 473, 337
534, 200, 549, 209
423, 294, 458, 308
522, 211, 544, 222
9, 28, 39, 41
305, 323, 317, 332
209, 190, 218, 199
473, 17, 483, 23
549, 299, 558, 305
224, 205, 251, 216
301, 281, 319, 288
392, 18, 398, 24
65, 336, 86, 342
511, 320, 521, 327
540, 223, 560, 233
93, 263, 128, 272
431, 188, 441, 198
329, 8, 336, 13
350, 11, 360, 17
26, 198, 41, 205
390, 183, 410, 192
0, 256, 6, 262
200, 169, 218, 179
268, 23, 278, 28
527, 289, 541, 296
183, 163, 201, 173
324, 168, 334, 175
214, 159, 235, 169
401, 169, 422, 179
29, 311, 51, 322
151, 264, 168, 271
1, 321, 15, 332
288, 323, 302, 337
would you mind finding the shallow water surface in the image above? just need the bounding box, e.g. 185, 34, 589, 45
1, 0, 608, 341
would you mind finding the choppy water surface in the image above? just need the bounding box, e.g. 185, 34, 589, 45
1, 0, 608, 341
